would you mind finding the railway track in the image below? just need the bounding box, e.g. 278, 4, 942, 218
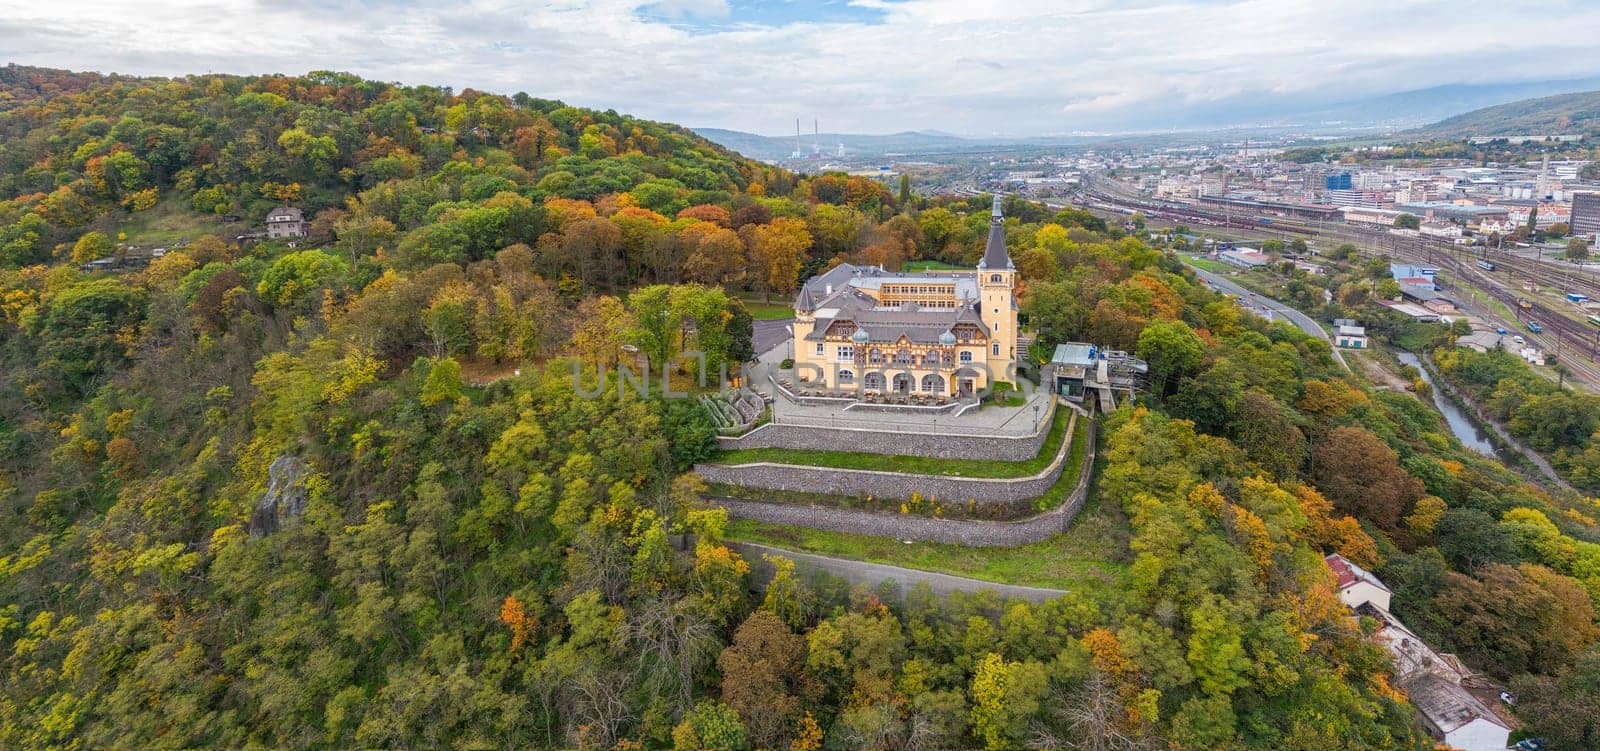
1072, 179, 1600, 389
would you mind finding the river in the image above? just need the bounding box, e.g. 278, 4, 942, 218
1396, 352, 1497, 457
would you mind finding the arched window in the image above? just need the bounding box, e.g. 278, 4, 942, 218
864, 372, 885, 390
868, 348, 883, 364
921, 373, 945, 393
990, 274, 1002, 283
837, 369, 855, 384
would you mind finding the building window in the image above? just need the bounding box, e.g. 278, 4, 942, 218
869, 348, 883, 364
837, 345, 853, 360
993, 342, 1001, 356
959, 351, 973, 363
990, 274, 1002, 283
838, 369, 855, 384
815, 342, 824, 355
993, 322, 999, 332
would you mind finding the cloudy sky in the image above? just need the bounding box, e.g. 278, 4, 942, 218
4, 0, 1600, 135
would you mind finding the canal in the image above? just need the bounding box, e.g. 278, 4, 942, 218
1396, 352, 1497, 457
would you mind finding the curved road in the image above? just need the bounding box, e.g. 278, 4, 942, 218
1187, 263, 1350, 372
731, 541, 1070, 603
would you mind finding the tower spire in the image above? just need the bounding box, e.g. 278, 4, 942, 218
979, 194, 1012, 270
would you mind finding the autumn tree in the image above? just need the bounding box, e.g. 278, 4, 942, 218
718, 610, 807, 749
743, 217, 810, 301
1309, 426, 1423, 533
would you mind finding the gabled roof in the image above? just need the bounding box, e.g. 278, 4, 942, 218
1399, 673, 1509, 735
1326, 554, 1390, 594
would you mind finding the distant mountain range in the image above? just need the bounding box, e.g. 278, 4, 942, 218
696, 76, 1600, 161
1290, 77, 1600, 129
1405, 89, 1600, 139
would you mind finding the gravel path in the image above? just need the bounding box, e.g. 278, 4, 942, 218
731, 541, 1070, 603
712, 496, 1076, 546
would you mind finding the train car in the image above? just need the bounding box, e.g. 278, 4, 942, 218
1587, 315, 1600, 328
1527, 320, 1544, 334
1517, 298, 1533, 310
1567, 292, 1590, 303
1476, 260, 1496, 272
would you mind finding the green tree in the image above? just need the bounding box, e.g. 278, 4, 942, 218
674, 700, 748, 751
256, 249, 349, 308
70, 231, 114, 265
419, 356, 463, 406
1137, 319, 1205, 394
1568, 236, 1589, 262
968, 652, 1048, 750
1512, 647, 1600, 751
1393, 213, 1421, 230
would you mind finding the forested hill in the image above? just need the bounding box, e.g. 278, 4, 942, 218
2, 66, 1598, 751
1407, 88, 1600, 138
0, 64, 782, 269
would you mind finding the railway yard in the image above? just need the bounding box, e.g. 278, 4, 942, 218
1069, 175, 1600, 391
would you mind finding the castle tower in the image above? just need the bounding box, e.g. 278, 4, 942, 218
977, 195, 1018, 384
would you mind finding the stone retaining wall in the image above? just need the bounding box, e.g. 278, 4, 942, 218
716, 398, 1055, 460
711, 419, 1098, 547
697, 410, 1075, 504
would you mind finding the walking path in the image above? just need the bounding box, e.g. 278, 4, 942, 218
731, 541, 1070, 603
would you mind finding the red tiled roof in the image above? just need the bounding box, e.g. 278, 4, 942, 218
1325, 553, 1391, 593
1326, 553, 1358, 589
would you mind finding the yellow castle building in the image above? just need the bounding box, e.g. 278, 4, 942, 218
790, 196, 1019, 397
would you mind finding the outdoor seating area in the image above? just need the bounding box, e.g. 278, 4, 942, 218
770, 374, 978, 414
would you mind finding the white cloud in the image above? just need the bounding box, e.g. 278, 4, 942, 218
2, 0, 1599, 134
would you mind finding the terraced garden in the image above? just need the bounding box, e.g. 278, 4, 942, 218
711, 407, 1070, 478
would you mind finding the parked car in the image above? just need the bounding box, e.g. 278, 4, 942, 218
1513, 739, 1546, 751
1513, 335, 1526, 345
1495, 327, 1508, 335
1499, 691, 1516, 705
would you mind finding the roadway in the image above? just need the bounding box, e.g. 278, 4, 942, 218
1186, 264, 1350, 371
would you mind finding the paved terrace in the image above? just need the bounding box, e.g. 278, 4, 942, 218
748, 340, 1053, 437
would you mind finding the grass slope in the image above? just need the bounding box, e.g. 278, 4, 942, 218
725, 486, 1129, 597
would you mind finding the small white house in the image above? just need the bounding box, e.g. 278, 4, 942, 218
1335, 324, 1368, 350
1326, 553, 1390, 611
